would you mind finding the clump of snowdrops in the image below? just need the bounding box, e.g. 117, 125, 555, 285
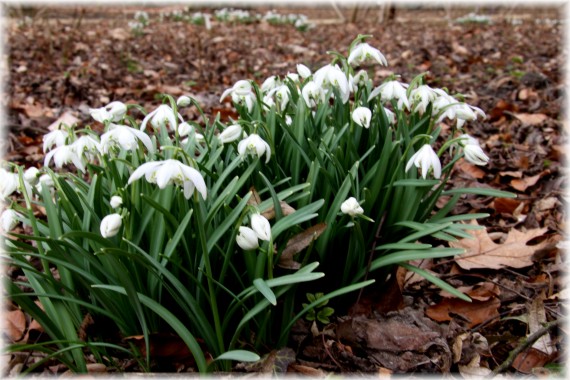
2, 34, 512, 373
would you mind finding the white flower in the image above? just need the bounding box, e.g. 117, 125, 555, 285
140, 104, 182, 131
349, 70, 369, 92
301, 81, 325, 108
127, 159, 207, 200
405, 144, 442, 179
175, 122, 193, 137
381, 107, 396, 125
313, 64, 351, 104
286, 72, 299, 83
23, 167, 40, 186
251, 213, 271, 241
267, 85, 290, 112
340, 197, 364, 216
218, 124, 243, 144
454, 103, 486, 129
262, 95, 275, 110
110, 195, 123, 208
368, 80, 410, 110
285, 115, 292, 126
37, 174, 54, 194
1, 209, 18, 232
220, 80, 256, 112
348, 42, 388, 67
0, 169, 20, 199
43, 129, 68, 153
297, 63, 311, 79
100, 213, 122, 238
433, 90, 486, 128
236, 226, 259, 250
261, 76, 279, 93
89, 101, 127, 124
72, 135, 101, 155
100, 124, 154, 154
237, 134, 271, 163
176, 95, 192, 107
459, 134, 490, 166
352, 107, 372, 129
181, 129, 205, 145
44, 145, 86, 172
409, 85, 438, 115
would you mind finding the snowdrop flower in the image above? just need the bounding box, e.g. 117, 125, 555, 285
286, 72, 300, 83
236, 226, 259, 250
127, 159, 207, 200
43, 129, 68, 153
261, 76, 279, 93
368, 80, 410, 110
0, 168, 19, 199
262, 94, 275, 110
89, 101, 127, 124
349, 70, 369, 92
409, 85, 438, 115
313, 64, 351, 104
237, 134, 271, 163
218, 124, 243, 144
352, 107, 372, 129
1, 209, 19, 232
220, 80, 256, 113
348, 42, 388, 67
181, 130, 205, 146
175, 122, 194, 137
381, 107, 396, 125
459, 134, 490, 166
341, 197, 364, 216
71, 135, 101, 166
285, 115, 292, 126
44, 145, 86, 172
251, 213, 271, 241
405, 144, 442, 179
37, 174, 54, 194
267, 85, 290, 112
176, 95, 192, 107
100, 124, 154, 154
297, 63, 311, 79
23, 167, 40, 186
140, 104, 182, 131
110, 195, 123, 208
100, 213, 122, 238
454, 103, 486, 129
301, 81, 325, 108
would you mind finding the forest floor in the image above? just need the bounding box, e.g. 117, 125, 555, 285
2, 4, 567, 377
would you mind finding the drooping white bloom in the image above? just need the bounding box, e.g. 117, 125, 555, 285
110, 195, 123, 208
100, 213, 122, 238
313, 64, 351, 104
349, 70, 369, 92
459, 134, 490, 166
127, 159, 207, 200
285, 115, 293, 126
176, 95, 192, 107
44, 145, 86, 172
220, 80, 256, 113
433, 90, 485, 128
37, 174, 54, 194
286, 72, 300, 83
140, 104, 182, 131
100, 124, 154, 154
297, 63, 311, 79
1, 209, 18, 232
23, 167, 40, 186
262, 94, 275, 110
261, 76, 279, 93
381, 107, 396, 125
301, 81, 325, 108
89, 101, 127, 124
218, 124, 243, 144
1, 168, 19, 198
348, 42, 388, 67
236, 226, 259, 250
237, 134, 271, 163
43, 129, 68, 153
181, 129, 205, 145
405, 144, 442, 179
409, 85, 438, 115
454, 103, 486, 129
341, 197, 364, 216
72, 135, 101, 155
368, 80, 410, 110
267, 85, 290, 112
352, 107, 372, 129
251, 213, 271, 241
175, 122, 193, 137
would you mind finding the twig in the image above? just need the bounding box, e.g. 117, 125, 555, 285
489, 318, 563, 377
322, 331, 344, 371
356, 212, 386, 305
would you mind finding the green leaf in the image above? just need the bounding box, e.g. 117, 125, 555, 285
215, 350, 260, 362
443, 187, 516, 198
400, 263, 471, 302
253, 278, 277, 306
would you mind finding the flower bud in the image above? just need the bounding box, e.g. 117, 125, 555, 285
177, 95, 192, 107
297, 63, 311, 79
110, 196, 123, 208
100, 213, 122, 238
218, 124, 243, 144
24, 167, 40, 186
236, 226, 259, 250
251, 213, 271, 241
1, 209, 18, 231
341, 197, 364, 217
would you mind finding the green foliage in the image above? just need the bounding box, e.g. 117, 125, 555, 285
302, 293, 335, 324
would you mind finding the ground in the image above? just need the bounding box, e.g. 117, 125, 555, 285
2, 4, 566, 376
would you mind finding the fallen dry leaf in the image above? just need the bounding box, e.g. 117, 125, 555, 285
510, 173, 541, 192
452, 221, 549, 270
493, 197, 523, 215
528, 294, 555, 355
457, 160, 486, 179
47, 111, 80, 131
6, 309, 27, 343
512, 348, 551, 374
511, 112, 549, 126
425, 297, 500, 328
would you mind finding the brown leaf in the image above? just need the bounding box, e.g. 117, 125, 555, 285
261, 201, 296, 220
457, 160, 485, 179
278, 223, 326, 270
512, 348, 550, 373
451, 221, 549, 270
6, 309, 27, 343
493, 197, 523, 215
124, 333, 196, 361
528, 294, 555, 355
512, 112, 549, 126
425, 298, 500, 328
47, 111, 80, 131
510, 173, 541, 192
